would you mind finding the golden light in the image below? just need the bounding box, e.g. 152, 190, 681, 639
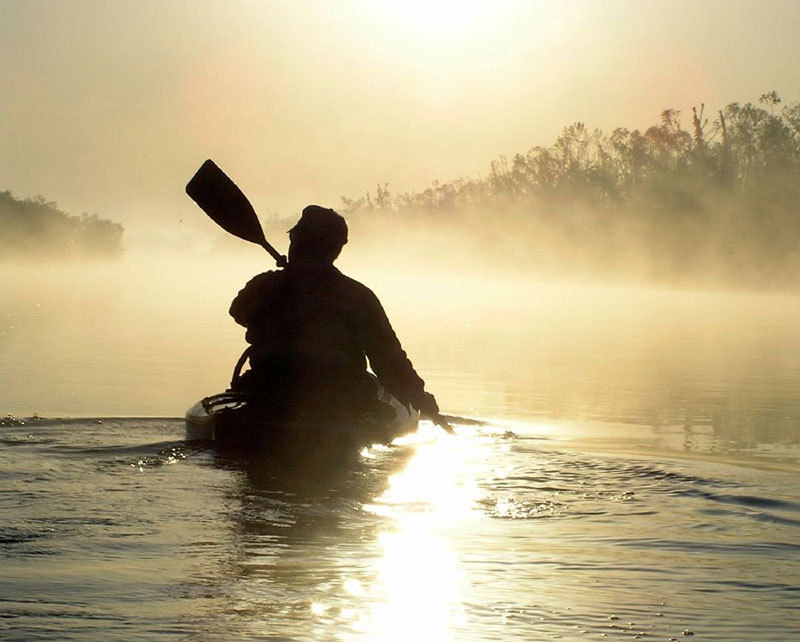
354, 423, 487, 639
380, 0, 489, 42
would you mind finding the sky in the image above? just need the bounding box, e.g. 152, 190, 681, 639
2, 0, 799, 241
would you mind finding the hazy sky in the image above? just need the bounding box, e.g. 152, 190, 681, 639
2, 0, 799, 238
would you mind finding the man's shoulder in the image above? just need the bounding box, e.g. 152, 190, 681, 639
335, 271, 378, 301
245, 270, 283, 286
339, 272, 375, 296
236, 270, 284, 298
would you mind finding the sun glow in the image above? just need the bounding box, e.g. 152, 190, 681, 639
381, 0, 489, 41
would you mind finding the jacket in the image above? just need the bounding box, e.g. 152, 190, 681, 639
229, 263, 430, 418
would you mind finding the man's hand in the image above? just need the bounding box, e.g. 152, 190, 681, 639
417, 392, 440, 418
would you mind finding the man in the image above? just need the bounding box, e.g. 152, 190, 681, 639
229, 205, 439, 426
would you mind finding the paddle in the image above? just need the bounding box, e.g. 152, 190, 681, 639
438, 414, 486, 427
185, 159, 287, 267
433, 415, 455, 434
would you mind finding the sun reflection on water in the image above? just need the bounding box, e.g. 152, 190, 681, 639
353, 422, 486, 640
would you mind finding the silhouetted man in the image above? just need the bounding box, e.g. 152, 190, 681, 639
229, 205, 439, 425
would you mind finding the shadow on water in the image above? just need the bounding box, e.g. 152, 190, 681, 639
211, 438, 413, 498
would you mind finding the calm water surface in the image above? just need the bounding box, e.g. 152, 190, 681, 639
1, 260, 799, 640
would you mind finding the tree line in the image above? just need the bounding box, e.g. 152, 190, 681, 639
0, 191, 124, 260
341, 92, 800, 287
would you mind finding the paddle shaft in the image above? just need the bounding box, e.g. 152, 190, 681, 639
438, 413, 486, 427
257, 238, 287, 267
433, 415, 455, 434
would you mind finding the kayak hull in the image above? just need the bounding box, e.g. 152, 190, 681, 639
185, 381, 419, 450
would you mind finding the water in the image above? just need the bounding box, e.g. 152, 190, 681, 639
2, 259, 800, 640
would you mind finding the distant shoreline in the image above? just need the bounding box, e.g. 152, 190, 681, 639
0, 191, 124, 261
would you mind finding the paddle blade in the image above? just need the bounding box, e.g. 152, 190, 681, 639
186, 159, 268, 247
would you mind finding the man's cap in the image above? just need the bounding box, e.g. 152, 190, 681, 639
289, 205, 348, 246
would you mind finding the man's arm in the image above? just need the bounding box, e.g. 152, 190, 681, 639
358, 287, 439, 417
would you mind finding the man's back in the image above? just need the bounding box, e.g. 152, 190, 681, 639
230, 263, 430, 421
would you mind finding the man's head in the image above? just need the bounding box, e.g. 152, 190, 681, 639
288, 205, 348, 265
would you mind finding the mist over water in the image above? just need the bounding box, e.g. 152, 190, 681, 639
2, 251, 800, 465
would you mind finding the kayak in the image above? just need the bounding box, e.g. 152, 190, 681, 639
185, 376, 419, 451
